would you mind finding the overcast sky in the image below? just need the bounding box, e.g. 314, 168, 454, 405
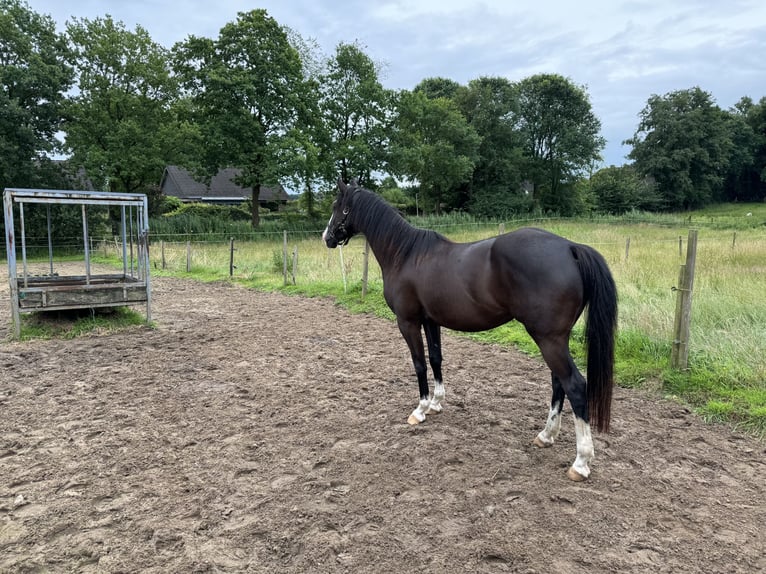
28, 0, 766, 167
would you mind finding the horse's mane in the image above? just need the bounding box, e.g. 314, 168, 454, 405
350, 187, 448, 267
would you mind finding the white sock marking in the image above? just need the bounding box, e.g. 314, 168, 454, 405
410, 398, 430, 423
571, 416, 595, 478
535, 400, 563, 446
427, 381, 445, 413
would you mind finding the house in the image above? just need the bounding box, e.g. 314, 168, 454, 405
160, 166, 290, 207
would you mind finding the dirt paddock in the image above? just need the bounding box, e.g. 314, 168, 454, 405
0, 270, 764, 573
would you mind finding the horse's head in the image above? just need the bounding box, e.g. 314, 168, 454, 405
322, 178, 359, 248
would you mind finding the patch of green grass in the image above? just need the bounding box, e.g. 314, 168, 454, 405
77, 206, 766, 437
699, 400, 735, 423
744, 406, 766, 436
462, 322, 539, 357
18, 306, 150, 341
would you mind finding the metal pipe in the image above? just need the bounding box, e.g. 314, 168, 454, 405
47, 204, 53, 275
121, 205, 128, 276
19, 202, 28, 288
82, 204, 90, 285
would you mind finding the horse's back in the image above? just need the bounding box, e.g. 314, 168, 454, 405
492, 227, 579, 277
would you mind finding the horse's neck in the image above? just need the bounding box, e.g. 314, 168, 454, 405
356, 193, 423, 270
365, 224, 419, 272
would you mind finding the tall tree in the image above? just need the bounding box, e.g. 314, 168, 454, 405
517, 74, 604, 214
454, 76, 526, 217
724, 97, 766, 202
319, 42, 393, 187
415, 76, 462, 101
278, 30, 330, 217
173, 9, 309, 227
389, 89, 480, 213
625, 87, 733, 210
0, 0, 72, 189
64, 16, 196, 197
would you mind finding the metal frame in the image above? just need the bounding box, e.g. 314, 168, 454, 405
3, 188, 152, 339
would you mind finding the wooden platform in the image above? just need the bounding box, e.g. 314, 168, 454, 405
15, 274, 149, 312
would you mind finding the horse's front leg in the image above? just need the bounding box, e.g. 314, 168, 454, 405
423, 319, 445, 415
397, 318, 430, 425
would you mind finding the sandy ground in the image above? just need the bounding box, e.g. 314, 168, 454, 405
0, 267, 764, 573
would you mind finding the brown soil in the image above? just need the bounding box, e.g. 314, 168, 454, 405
0, 269, 764, 573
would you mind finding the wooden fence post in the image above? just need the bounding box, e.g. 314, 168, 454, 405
283, 230, 288, 286
161, 240, 166, 270
339, 245, 347, 294
229, 237, 235, 277
186, 240, 191, 272
362, 240, 370, 298
624, 237, 630, 261
671, 229, 698, 370
291, 245, 297, 285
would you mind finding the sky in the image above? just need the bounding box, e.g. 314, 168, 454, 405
27, 0, 766, 167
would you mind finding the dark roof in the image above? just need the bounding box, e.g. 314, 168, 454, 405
160, 166, 289, 202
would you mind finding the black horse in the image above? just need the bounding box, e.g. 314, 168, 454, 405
323, 179, 618, 481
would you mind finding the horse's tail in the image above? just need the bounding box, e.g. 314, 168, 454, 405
571, 244, 618, 433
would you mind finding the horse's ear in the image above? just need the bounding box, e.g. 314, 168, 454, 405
337, 177, 347, 193
350, 177, 359, 187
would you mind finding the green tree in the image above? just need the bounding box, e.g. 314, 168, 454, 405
415, 77, 462, 101
454, 76, 527, 217
625, 87, 733, 210
173, 9, 309, 227
389, 89, 480, 213
517, 74, 604, 215
278, 31, 331, 217
319, 42, 393, 187
64, 16, 197, 199
589, 165, 661, 214
724, 97, 766, 202
0, 0, 73, 190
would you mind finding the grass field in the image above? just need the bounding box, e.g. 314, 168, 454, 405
9, 202, 766, 436
122, 204, 766, 437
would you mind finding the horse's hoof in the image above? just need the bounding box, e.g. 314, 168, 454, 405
533, 435, 553, 448
426, 406, 442, 415
566, 466, 588, 481
407, 414, 423, 425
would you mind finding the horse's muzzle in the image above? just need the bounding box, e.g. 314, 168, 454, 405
322, 228, 339, 248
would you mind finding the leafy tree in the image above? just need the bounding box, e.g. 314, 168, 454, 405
414, 77, 462, 101
319, 42, 393, 187
455, 76, 527, 217
64, 16, 197, 200
724, 97, 766, 202
517, 74, 604, 215
389, 89, 480, 213
0, 0, 73, 190
278, 31, 330, 217
625, 87, 733, 210
589, 165, 661, 214
173, 9, 309, 227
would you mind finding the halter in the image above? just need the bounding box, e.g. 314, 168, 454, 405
336, 206, 352, 245
329, 205, 352, 246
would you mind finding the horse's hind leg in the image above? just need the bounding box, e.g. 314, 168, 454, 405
533, 336, 595, 481
533, 375, 565, 447
423, 319, 445, 415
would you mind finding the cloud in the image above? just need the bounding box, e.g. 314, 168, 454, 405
26, 0, 766, 166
